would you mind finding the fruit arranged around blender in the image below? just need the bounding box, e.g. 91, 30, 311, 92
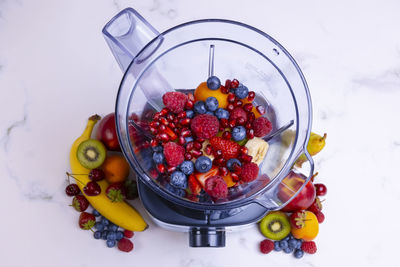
147, 76, 272, 201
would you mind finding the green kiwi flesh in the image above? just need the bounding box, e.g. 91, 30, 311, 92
259, 211, 291, 240
77, 139, 106, 169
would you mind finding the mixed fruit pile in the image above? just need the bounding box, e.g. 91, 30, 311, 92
147, 76, 271, 201
257, 132, 327, 259
66, 114, 148, 252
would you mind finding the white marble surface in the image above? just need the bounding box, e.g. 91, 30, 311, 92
1, 0, 400, 266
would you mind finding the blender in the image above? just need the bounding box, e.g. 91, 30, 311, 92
102, 8, 314, 247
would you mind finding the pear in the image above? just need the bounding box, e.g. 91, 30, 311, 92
295, 132, 327, 167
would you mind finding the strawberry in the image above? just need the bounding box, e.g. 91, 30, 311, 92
106, 182, 126, 202
78, 212, 96, 230
124, 179, 138, 200
194, 166, 219, 187
209, 136, 240, 160
307, 197, 322, 214
71, 195, 89, 212
290, 211, 307, 229
188, 174, 202, 195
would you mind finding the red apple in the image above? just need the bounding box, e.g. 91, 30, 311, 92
96, 113, 120, 151
278, 171, 316, 212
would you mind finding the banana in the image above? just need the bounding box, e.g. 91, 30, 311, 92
295, 132, 327, 167
69, 115, 147, 231
245, 137, 269, 165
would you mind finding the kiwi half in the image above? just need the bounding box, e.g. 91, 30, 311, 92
259, 211, 291, 240
77, 139, 106, 169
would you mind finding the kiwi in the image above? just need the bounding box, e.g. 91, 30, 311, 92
259, 211, 291, 240
77, 139, 106, 169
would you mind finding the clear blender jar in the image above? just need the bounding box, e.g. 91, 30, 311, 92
103, 8, 314, 247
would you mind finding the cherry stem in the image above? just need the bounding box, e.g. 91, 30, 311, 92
66, 172, 85, 186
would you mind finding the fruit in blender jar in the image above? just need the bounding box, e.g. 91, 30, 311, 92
106, 182, 126, 202
232, 126, 246, 141
209, 136, 240, 159
162, 91, 188, 113
226, 158, 241, 171
83, 181, 101, 196
79, 212, 96, 230
101, 155, 130, 183
76, 139, 107, 169
290, 211, 319, 241
252, 117, 273, 137
170, 171, 188, 189
194, 82, 228, 108
259, 211, 291, 240
279, 171, 316, 212
194, 156, 212, 173
229, 107, 247, 121
215, 108, 229, 119
260, 239, 274, 254
65, 184, 80, 196
163, 141, 185, 167
194, 166, 219, 187
204, 175, 228, 199
206, 76, 221, 90
239, 162, 259, 183
96, 113, 120, 151
205, 97, 219, 111
295, 132, 327, 167
179, 160, 195, 175
234, 84, 249, 99
245, 137, 269, 165
71, 195, 89, 212
314, 183, 327, 196
190, 114, 219, 139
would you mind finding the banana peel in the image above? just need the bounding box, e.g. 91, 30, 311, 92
69, 115, 147, 231
295, 132, 327, 167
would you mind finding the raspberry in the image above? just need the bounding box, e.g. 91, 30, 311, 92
229, 107, 247, 121
163, 141, 185, 167
162, 92, 188, 114
190, 114, 219, 139
118, 238, 134, 252
123, 230, 134, 238
315, 211, 325, 223
209, 136, 240, 159
204, 175, 228, 199
239, 162, 259, 183
252, 117, 272, 137
260, 239, 274, 254
301, 241, 317, 254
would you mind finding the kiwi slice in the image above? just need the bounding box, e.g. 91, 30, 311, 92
259, 211, 291, 240
77, 139, 106, 169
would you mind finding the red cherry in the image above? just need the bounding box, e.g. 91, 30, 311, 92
314, 183, 327, 196
65, 184, 80, 197
89, 169, 105, 181
83, 181, 101, 196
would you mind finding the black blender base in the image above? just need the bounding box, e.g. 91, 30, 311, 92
137, 179, 269, 247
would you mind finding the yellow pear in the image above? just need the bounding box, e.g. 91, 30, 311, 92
295, 132, 327, 167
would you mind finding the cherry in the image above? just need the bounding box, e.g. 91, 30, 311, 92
89, 169, 105, 182
83, 181, 101, 196
315, 183, 327, 196
65, 184, 80, 197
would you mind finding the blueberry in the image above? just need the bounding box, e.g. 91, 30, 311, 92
106, 239, 116, 248
170, 171, 187, 189
274, 241, 282, 251
279, 240, 288, 249
205, 111, 214, 116
92, 209, 101, 217
194, 101, 207, 114
232, 126, 246, 141
294, 249, 304, 259
116, 231, 124, 241
108, 224, 118, 232
107, 232, 117, 241
152, 145, 163, 152
94, 222, 105, 231
207, 76, 221, 90
165, 183, 186, 197
226, 158, 241, 171
94, 231, 102, 239
101, 230, 109, 240
283, 247, 294, 254
152, 152, 164, 164
180, 161, 194, 175
288, 239, 297, 249
185, 136, 194, 143
186, 110, 194, 118
195, 156, 212, 173
234, 84, 249, 99
295, 239, 303, 249
215, 108, 229, 119
101, 218, 109, 226
283, 235, 291, 241
205, 97, 219, 111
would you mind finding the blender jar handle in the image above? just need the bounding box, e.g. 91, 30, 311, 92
102, 8, 163, 72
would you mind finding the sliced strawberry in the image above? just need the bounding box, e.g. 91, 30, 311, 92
194, 166, 219, 187
209, 136, 240, 159
188, 174, 202, 195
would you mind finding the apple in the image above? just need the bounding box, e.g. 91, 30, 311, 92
278, 170, 316, 212
96, 113, 120, 151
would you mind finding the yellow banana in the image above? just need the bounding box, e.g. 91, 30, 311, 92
295, 132, 327, 167
69, 115, 148, 231
245, 137, 269, 165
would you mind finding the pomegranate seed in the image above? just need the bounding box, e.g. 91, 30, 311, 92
149, 168, 158, 178
256, 105, 266, 115
186, 141, 194, 151
169, 122, 176, 129
231, 79, 239, 88
219, 119, 229, 128
158, 124, 166, 131
237, 117, 245, 126
196, 138, 205, 143
247, 129, 255, 139
227, 93, 236, 103
177, 111, 187, 119
163, 126, 177, 140
222, 131, 232, 140
225, 79, 232, 90
219, 126, 225, 132
219, 167, 229, 177
185, 100, 194, 110
178, 136, 186, 145
231, 173, 240, 182
167, 114, 175, 122
247, 91, 255, 101
153, 113, 161, 120
159, 133, 170, 142
159, 117, 169, 126
205, 144, 213, 155
220, 85, 229, 94
229, 119, 237, 128
233, 163, 242, 174
227, 104, 235, 111
167, 166, 177, 174
173, 117, 179, 124
214, 149, 223, 157
243, 103, 253, 112
213, 157, 226, 166
180, 118, 191, 126
150, 121, 160, 128
181, 129, 192, 137
184, 152, 193, 160
150, 139, 158, 147
240, 146, 248, 154
248, 112, 255, 123
191, 150, 203, 158
234, 100, 243, 107
161, 108, 169, 116
150, 127, 158, 135
241, 154, 253, 163
245, 121, 252, 129
194, 141, 202, 150
188, 93, 195, 102
157, 163, 166, 173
